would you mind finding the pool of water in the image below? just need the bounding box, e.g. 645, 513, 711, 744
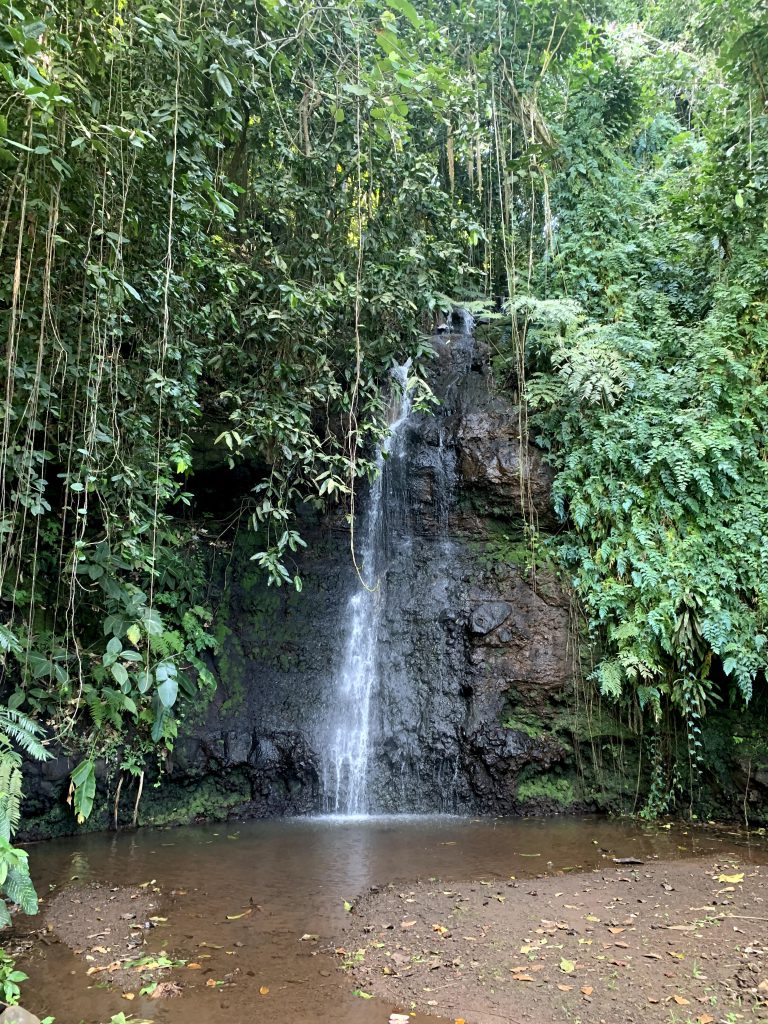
19, 814, 768, 1024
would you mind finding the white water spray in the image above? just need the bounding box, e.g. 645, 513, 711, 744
323, 364, 413, 814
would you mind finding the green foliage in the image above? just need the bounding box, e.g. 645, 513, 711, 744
517, 776, 576, 806
516, 0, 768, 810
0, 709, 50, 926
0, 948, 28, 1006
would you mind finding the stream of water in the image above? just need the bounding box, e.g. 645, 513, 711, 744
20, 815, 768, 1024
322, 365, 413, 814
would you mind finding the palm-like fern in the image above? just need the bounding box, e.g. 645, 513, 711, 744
0, 707, 50, 925
0, 709, 50, 763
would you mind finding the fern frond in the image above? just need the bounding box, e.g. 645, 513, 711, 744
0, 753, 23, 842
3, 865, 38, 915
0, 708, 51, 762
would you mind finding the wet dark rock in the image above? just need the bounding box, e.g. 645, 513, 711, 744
470, 601, 513, 636
19, 317, 586, 835
150, 319, 578, 819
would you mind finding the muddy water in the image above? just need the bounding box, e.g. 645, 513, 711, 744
21, 814, 767, 1024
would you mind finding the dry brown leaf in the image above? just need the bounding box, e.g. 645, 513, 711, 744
512, 974, 535, 982
187, 963, 202, 969
697, 1016, 715, 1024
581, 986, 593, 996
557, 984, 573, 992
149, 982, 182, 999
672, 995, 690, 1005
401, 920, 417, 929
607, 927, 625, 934
259, 986, 269, 995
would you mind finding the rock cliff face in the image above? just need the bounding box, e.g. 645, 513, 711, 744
21, 317, 587, 836
145, 317, 579, 821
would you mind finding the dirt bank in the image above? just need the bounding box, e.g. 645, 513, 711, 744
335, 858, 768, 1024
43, 882, 176, 994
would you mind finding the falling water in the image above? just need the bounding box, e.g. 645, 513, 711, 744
323, 364, 413, 815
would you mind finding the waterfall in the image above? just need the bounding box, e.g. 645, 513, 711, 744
322, 364, 413, 815
319, 308, 475, 817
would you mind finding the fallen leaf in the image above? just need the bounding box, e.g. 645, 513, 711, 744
668, 951, 685, 960
607, 927, 625, 934
259, 986, 269, 996
401, 920, 417, 929
718, 872, 744, 884
352, 989, 373, 999
187, 963, 202, 970
226, 909, 253, 921
698, 1016, 715, 1024
671, 995, 690, 1006
581, 986, 593, 996
149, 981, 182, 999
585, 915, 600, 923
560, 959, 576, 973
122, 993, 135, 1001
557, 984, 573, 992
512, 974, 535, 982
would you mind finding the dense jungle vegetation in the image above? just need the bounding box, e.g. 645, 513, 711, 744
0, 0, 766, 929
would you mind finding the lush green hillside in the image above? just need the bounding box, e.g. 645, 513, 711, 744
0, 0, 766, 915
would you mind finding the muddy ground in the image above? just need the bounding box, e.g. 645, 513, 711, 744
41, 882, 182, 997
336, 858, 768, 1024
